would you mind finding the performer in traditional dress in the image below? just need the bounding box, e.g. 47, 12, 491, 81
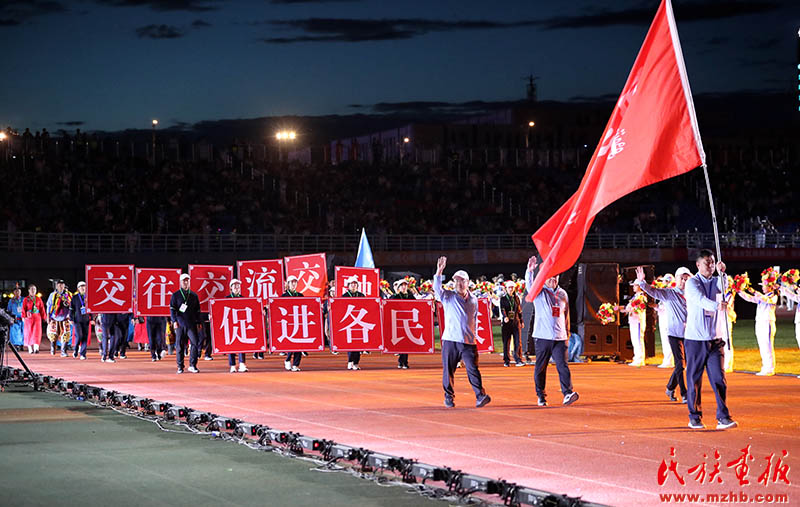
737, 269, 778, 376
6, 287, 24, 348
22, 285, 47, 353
656, 274, 675, 369
69, 281, 91, 360
46, 280, 72, 356
617, 284, 647, 367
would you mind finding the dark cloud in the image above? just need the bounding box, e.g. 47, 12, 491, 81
367, 100, 518, 115
0, 0, 67, 26
538, 1, 782, 30
568, 93, 619, 103
705, 36, 729, 46
191, 19, 211, 27
270, 0, 359, 3
747, 36, 781, 50
56, 121, 86, 126
260, 18, 539, 43
94, 0, 219, 12
135, 24, 184, 38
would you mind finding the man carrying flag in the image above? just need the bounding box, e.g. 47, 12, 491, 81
526, 0, 706, 302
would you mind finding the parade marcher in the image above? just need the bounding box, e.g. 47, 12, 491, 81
6, 287, 24, 348
655, 273, 675, 369
146, 316, 167, 362
737, 272, 777, 376
391, 279, 414, 369
22, 285, 47, 354
616, 283, 647, 367
434, 256, 491, 408
525, 256, 579, 407
342, 276, 366, 370
46, 279, 72, 356
282, 275, 305, 372
500, 280, 525, 367
226, 279, 248, 373
69, 281, 91, 360
100, 313, 123, 363
635, 266, 691, 403
684, 249, 737, 430
170, 273, 202, 374
94, 314, 104, 357
781, 283, 800, 354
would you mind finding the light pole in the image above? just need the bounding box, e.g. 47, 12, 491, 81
400, 136, 410, 164
151, 119, 158, 164
0, 131, 6, 162
275, 130, 296, 163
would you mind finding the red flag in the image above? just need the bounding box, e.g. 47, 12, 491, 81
527, 0, 704, 301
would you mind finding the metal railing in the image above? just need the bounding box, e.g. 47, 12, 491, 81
1, 231, 798, 253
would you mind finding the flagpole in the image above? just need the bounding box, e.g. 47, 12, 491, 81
701, 162, 731, 350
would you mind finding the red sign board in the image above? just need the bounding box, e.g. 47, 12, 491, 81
475, 298, 495, 353
335, 266, 380, 298
189, 264, 233, 313
381, 299, 435, 354
209, 297, 267, 355
135, 268, 181, 317
85, 264, 134, 314
329, 297, 383, 352
267, 297, 324, 353
284, 253, 327, 297
237, 259, 284, 305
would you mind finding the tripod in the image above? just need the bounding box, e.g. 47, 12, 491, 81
0, 312, 35, 391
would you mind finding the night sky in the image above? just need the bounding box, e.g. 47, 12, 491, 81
1, 0, 797, 132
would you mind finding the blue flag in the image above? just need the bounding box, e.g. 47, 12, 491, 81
355, 228, 375, 268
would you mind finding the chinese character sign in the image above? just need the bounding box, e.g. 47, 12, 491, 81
209, 298, 267, 354
284, 253, 327, 297
475, 298, 495, 353
86, 264, 134, 314
335, 267, 380, 298
135, 268, 180, 316
329, 298, 383, 352
381, 299, 435, 354
189, 264, 233, 313
237, 259, 284, 305
267, 297, 324, 353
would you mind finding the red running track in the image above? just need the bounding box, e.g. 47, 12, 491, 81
11, 349, 800, 506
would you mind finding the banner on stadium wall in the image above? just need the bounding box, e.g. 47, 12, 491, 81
85, 264, 134, 314
135, 268, 181, 317
237, 259, 284, 306
267, 296, 324, 353
209, 297, 268, 355
335, 266, 380, 298
284, 253, 328, 298
189, 264, 234, 313
329, 297, 383, 352
381, 299, 435, 354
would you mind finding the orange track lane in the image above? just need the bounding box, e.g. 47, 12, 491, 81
11, 349, 800, 506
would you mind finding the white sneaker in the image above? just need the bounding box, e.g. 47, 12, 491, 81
755, 370, 775, 376
628, 362, 644, 367
238, 363, 248, 373
351, 364, 361, 370
657, 363, 671, 368
203, 356, 213, 361
291, 366, 301, 372
230, 366, 237, 373
188, 366, 199, 373
160, 350, 167, 359
284, 360, 291, 370
347, 362, 354, 370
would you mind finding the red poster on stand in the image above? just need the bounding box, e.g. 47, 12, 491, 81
381, 299, 435, 354
284, 253, 327, 297
86, 264, 134, 314
329, 297, 383, 352
209, 297, 267, 355
189, 264, 233, 313
237, 259, 284, 305
267, 297, 324, 353
334, 267, 380, 297
475, 298, 495, 353
135, 268, 181, 317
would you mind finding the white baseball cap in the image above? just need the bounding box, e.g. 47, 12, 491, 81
393, 279, 408, 289
286, 275, 298, 283
77, 281, 86, 288
675, 267, 692, 278
452, 270, 469, 281
180, 273, 190, 281
504, 280, 516, 289
229, 278, 241, 287
345, 275, 359, 285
